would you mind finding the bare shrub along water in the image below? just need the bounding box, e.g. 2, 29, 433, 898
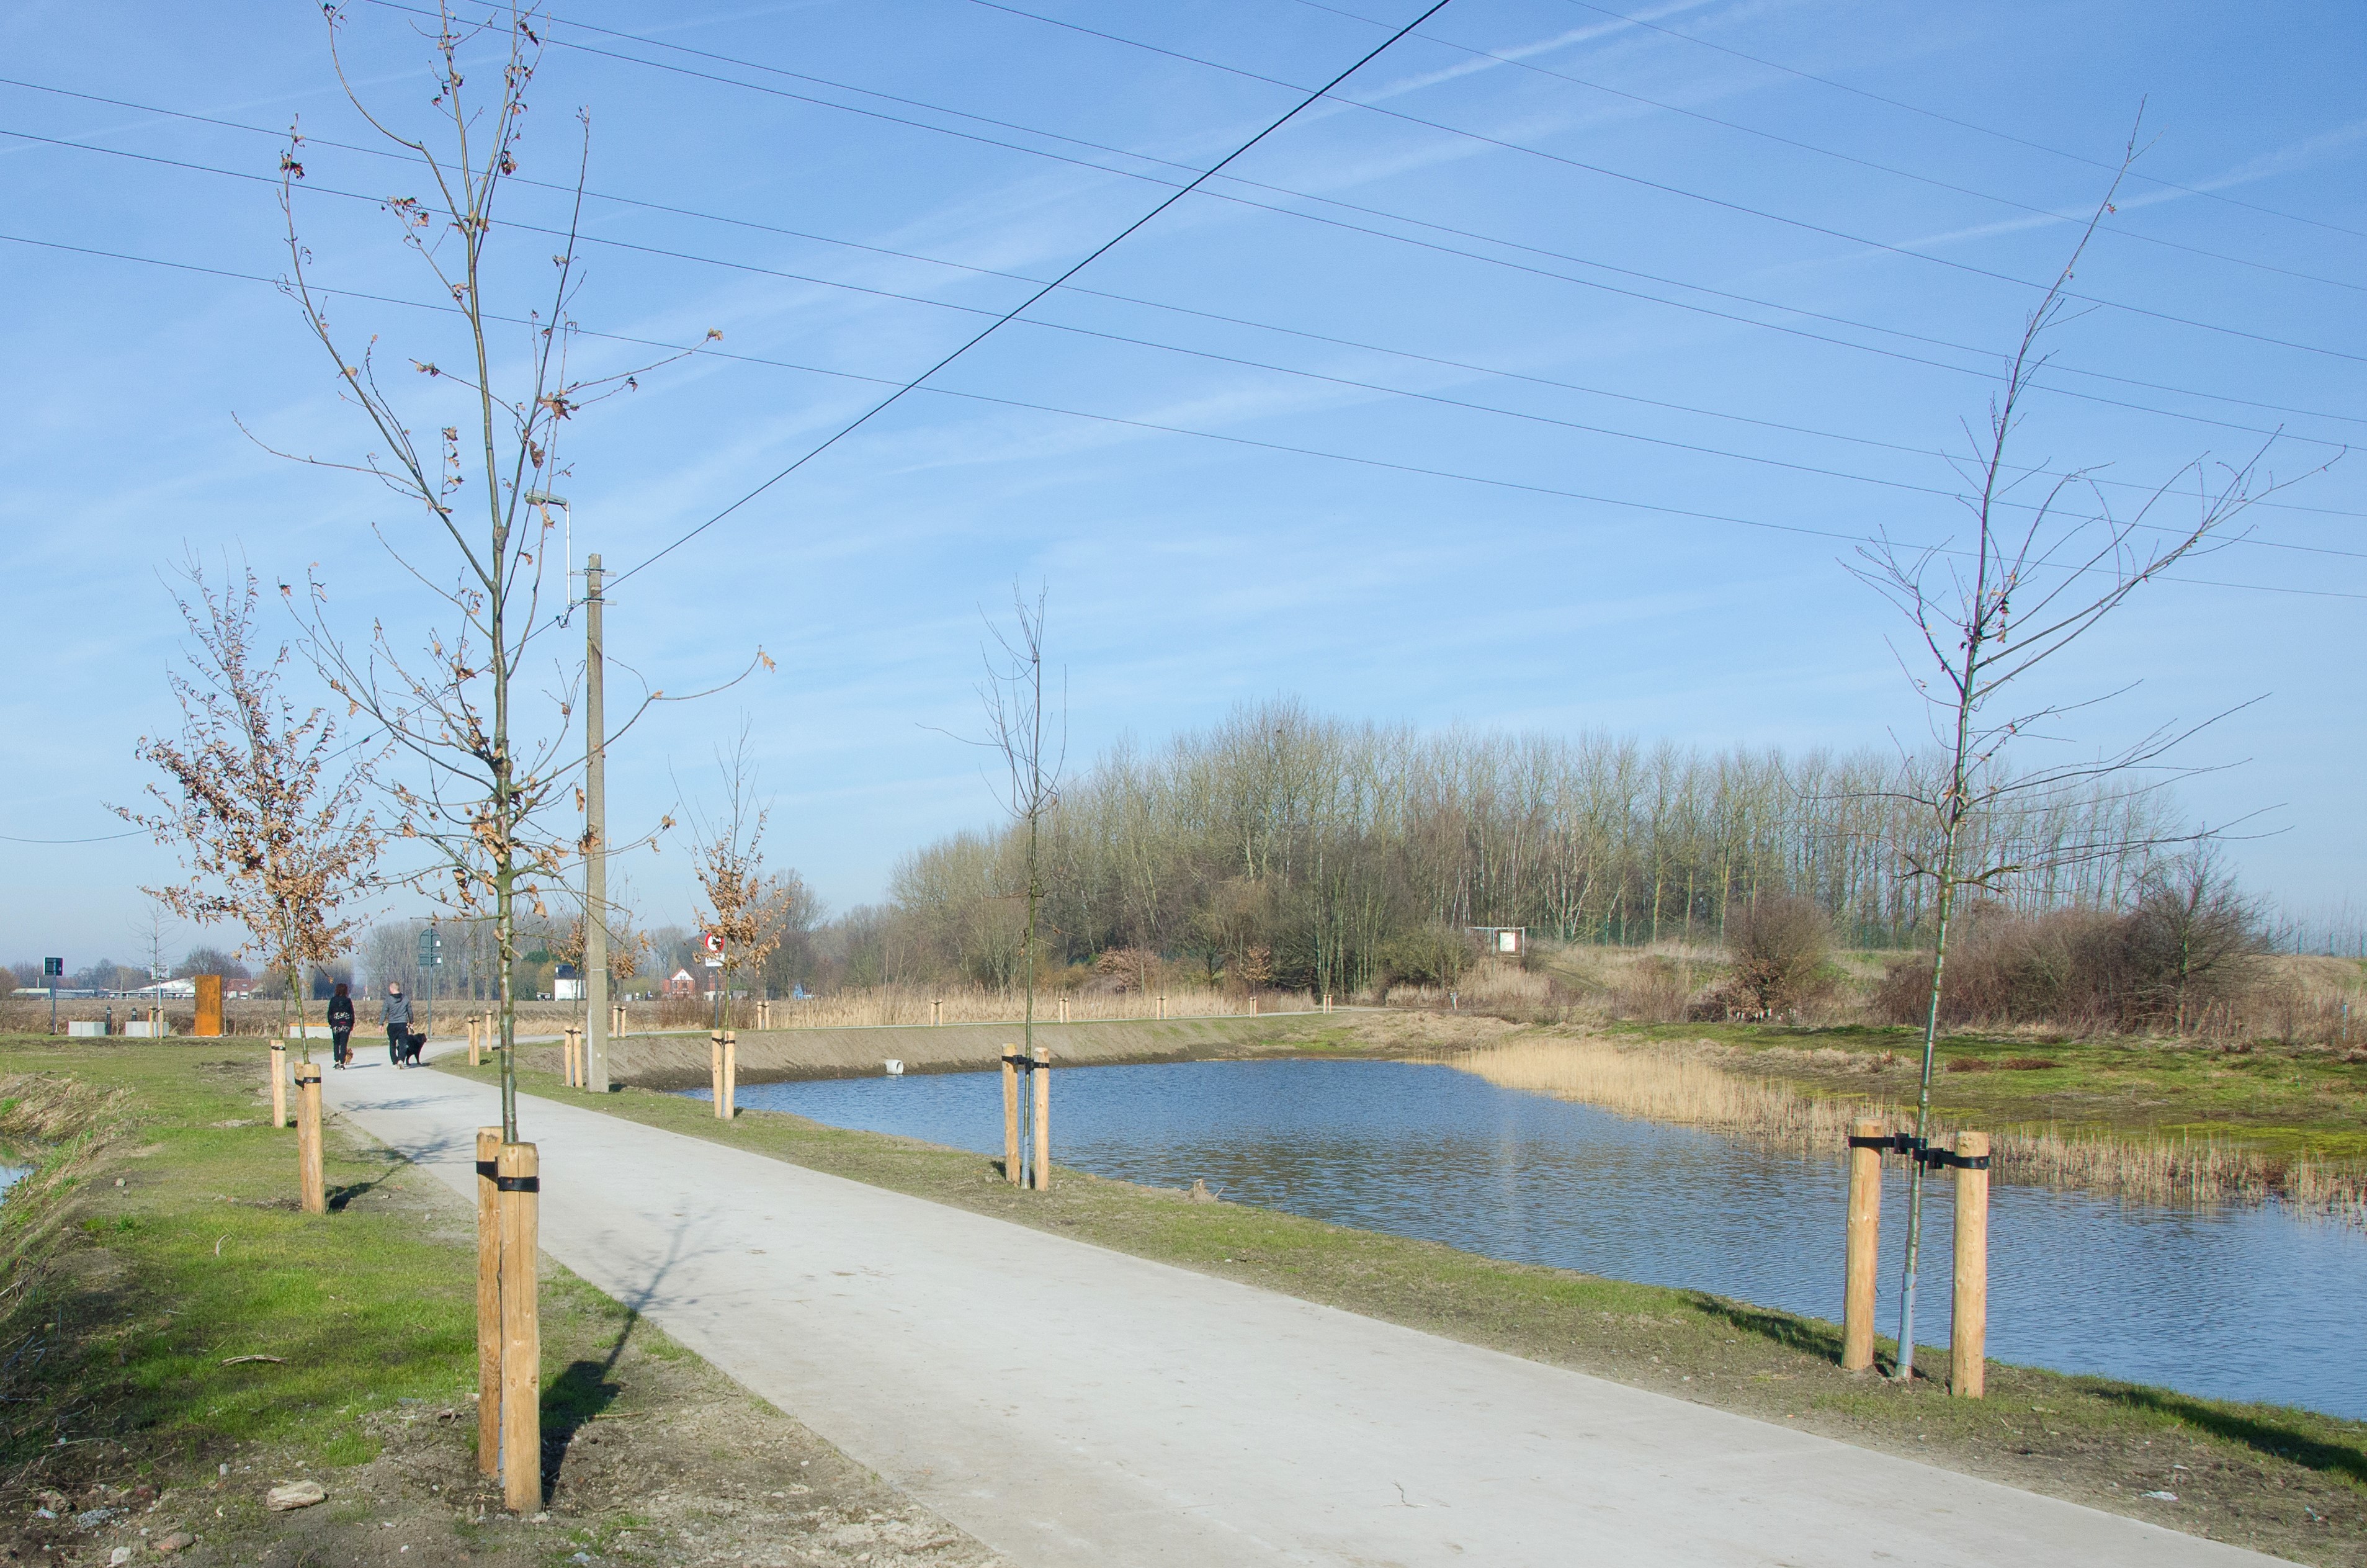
1433, 1035, 2367, 1220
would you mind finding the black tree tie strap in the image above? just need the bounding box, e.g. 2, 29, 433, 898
474, 1160, 499, 1180
1844, 1133, 1989, 1170
493, 1175, 540, 1193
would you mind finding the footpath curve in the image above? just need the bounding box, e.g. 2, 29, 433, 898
321, 1051, 2285, 1568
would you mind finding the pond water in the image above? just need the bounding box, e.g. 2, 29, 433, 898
707, 1059, 2367, 1419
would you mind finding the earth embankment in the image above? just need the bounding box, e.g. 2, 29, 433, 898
574, 1011, 1358, 1090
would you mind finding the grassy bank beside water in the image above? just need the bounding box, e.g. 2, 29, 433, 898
450, 1049, 2367, 1567
0, 1034, 1000, 1568
1558, 1020, 2367, 1214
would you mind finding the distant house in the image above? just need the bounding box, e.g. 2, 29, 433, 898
555, 962, 583, 1002
664, 967, 695, 1000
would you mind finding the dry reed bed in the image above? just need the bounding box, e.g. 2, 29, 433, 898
679, 983, 1304, 1032
1427, 1036, 2367, 1223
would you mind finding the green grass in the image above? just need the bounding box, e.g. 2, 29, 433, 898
0, 1037, 481, 1472
1608, 1019, 2367, 1162
454, 1048, 2367, 1566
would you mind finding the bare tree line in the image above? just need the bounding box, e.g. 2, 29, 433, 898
872, 697, 2176, 996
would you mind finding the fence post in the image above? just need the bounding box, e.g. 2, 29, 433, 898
294, 1062, 324, 1216
475, 1126, 503, 1476
269, 1042, 288, 1130
710, 1031, 725, 1118
1031, 1045, 1051, 1191
496, 1142, 540, 1512
1843, 1117, 1882, 1372
1951, 1131, 1990, 1399
722, 1029, 738, 1120
1002, 1049, 1021, 1186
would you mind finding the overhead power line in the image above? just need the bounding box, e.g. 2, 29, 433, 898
311, 14, 2366, 431
1269, 0, 2366, 295
5, 228, 2355, 603
14, 111, 2360, 473
606, 0, 1466, 587
1546, 0, 2367, 246
7, 76, 2364, 491
485, 0, 2367, 368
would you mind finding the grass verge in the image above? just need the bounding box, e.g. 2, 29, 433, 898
451, 1046, 2367, 1567
0, 1035, 999, 1568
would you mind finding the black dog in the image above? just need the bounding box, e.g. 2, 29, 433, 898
396, 1029, 427, 1068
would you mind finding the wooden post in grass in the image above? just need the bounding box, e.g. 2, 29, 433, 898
294, 1062, 324, 1215
1157, 994, 1167, 1020
1251, 996, 1258, 1016
1951, 1131, 1990, 1399
722, 1029, 738, 1120
269, 1042, 288, 1129
496, 1141, 540, 1512
467, 1015, 481, 1067
1058, 996, 1069, 1025
710, 1031, 725, 1118
1002, 1048, 1021, 1186
1843, 1117, 1884, 1372
474, 1126, 502, 1476
1031, 1045, 1051, 1191
932, 998, 942, 1027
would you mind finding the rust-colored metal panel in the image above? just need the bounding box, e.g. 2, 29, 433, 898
194, 975, 223, 1037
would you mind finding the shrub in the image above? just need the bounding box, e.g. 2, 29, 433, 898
1379, 924, 1474, 989
1873, 861, 2268, 1036
1716, 895, 1833, 1018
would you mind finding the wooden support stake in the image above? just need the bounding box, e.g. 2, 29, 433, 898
1842, 1116, 1883, 1373
1002, 1049, 1021, 1186
269, 1043, 288, 1130
1031, 1046, 1050, 1192
710, 1031, 725, 1119
722, 1029, 737, 1120
932, 998, 942, 1026
468, 1016, 481, 1068
294, 1063, 324, 1215
475, 1126, 502, 1476
1951, 1131, 1990, 1399
497, 1142, 540, 1512
1157, 994, 1166, 1020
1058, 997, 1069, 1025
1251, 996, 1258, 1016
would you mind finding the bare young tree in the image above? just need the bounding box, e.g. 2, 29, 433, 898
128, 896, 181, 1031
264, 6, 740, 1138
684, 728, 788, 1029
1849, 140, 2311, 1383
963, 586, 1066, 1057
119, 560, 385, 1052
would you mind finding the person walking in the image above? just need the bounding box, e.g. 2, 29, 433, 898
383, 982, 413, 1068
328, 982, 356, 1068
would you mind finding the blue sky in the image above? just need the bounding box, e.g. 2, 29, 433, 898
2, 0, 2361, 964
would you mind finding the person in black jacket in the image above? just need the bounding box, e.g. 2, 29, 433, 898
383, 983, 413, 1067
328, 982, 356, 1068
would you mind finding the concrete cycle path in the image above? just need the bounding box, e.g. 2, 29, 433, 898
322, 1052, 2286, 1568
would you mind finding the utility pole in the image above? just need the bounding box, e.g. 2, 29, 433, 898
583, 553, 610, 1094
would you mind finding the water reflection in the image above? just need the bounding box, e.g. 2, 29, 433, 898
715, 1058, 2366, 1419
